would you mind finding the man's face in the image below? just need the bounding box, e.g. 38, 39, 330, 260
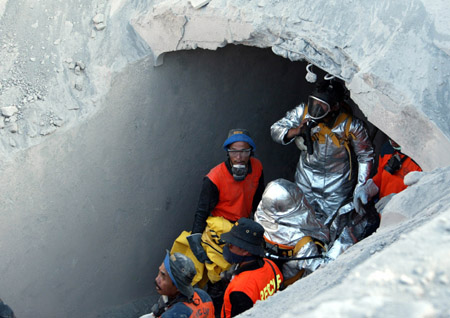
155, 262, 179, 297
229, 243, 250, 256
228, 141, 252, 166
308, 96, 331, 120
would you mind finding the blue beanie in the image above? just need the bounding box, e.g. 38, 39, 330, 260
222, 129, 256, 151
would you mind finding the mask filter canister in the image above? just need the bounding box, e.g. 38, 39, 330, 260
231, 164, 247, 181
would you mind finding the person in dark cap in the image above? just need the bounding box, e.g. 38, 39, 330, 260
220, 218, 283, 318
271, 79, 376, 261
141, 251, 214, 318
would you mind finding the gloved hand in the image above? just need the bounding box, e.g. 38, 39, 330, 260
187, 233, 212, 264
353, 179, 379, 215
375, 193, 396, 213
294, 136, 308, 151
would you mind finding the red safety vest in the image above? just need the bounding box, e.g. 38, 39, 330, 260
207, 157, 263, 222
372, 152, 422, 198
221, 259, 283, 318
159, 291, 215, 318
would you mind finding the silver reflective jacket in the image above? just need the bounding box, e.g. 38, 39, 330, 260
254, 178, 330, 278
271, 103, 374, 225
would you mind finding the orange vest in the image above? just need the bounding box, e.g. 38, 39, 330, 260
221, 259, 283, 318
161, 290, 215, 318
372, 153, 422, 198
207, 157, 263, 222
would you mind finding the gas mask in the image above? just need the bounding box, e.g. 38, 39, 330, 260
384, 153, 403, 174
231, 164, 248, 181
223, 245, 256, 264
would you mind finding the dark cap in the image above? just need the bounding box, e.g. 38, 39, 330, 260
220, 218, 265, 257
163, 251, 196, 299
222, 128, 256, 151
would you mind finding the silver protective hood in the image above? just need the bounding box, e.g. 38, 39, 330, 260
255, 178, 329, 245
254, 179, 330, 278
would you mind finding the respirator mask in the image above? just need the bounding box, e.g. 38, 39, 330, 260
384, 154, 403, 174
231, 164, 248, 181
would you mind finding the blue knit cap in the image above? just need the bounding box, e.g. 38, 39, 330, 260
222, 129, 256, 151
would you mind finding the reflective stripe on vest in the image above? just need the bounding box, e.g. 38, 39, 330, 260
207, 157, 263, 222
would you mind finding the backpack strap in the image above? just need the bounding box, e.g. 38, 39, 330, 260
311, 112, 355, 180
265, 259, 280, 293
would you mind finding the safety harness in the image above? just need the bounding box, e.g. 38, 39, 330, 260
302, 104, 356, 180
264, 236, 326, 287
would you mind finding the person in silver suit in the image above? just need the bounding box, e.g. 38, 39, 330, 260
270, 79, 376, 260
254, 178, 329, 284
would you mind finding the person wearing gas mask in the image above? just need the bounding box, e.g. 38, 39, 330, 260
271, 79, 375, 260
370, 139, 422, 213
170, 129, 264, 314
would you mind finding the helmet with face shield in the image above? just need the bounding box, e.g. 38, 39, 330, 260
307, 80, 347, 120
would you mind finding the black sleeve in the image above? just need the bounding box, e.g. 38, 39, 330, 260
251, 170, 265, 214
229, 291, 254, 317
191, 177, 219, 234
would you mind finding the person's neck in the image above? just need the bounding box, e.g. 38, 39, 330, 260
166, 292, 181, 302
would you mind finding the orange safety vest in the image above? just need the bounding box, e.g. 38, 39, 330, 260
160, 290, 215, 318
372, 152, 422, 198
207, 157, 263, 222
221, 259, 283, 318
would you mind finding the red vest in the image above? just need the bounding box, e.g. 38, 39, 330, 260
160, 291, 215, 318
372, 153, 422, 198
221, 259, 283, 318
207, 157, 263, 222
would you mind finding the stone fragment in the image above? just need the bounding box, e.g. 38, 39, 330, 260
95, 22, 106, 31
9, 122, 18, 133
74, 78, 83, 91
399, 274, 414, 285
1, 106, 19, 117
93, 13, 104, 24
189, 0, 210, 9
76, 61, 86, 70
40, 127, 57, 136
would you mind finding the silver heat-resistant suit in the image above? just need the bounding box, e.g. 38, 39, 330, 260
271, 103, 374, 260
254, 178, 329, 279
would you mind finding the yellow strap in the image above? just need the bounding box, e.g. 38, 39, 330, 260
313, 240, 326, 252
310, 112, 355, 180
293, 236, 313, 255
